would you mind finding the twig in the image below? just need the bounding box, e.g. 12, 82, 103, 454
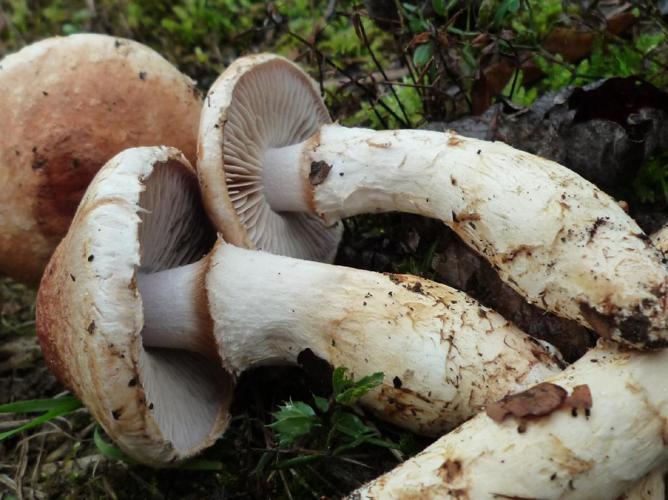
353, 9, 411, 126
281, 27, 409, 129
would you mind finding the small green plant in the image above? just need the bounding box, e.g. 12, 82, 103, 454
501, 69, 538, 107
261, 367, 401, 472
633, 151, 668, 206
344, 79, 424, 129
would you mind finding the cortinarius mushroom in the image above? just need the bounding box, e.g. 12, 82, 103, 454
351, 341, 668, 499
36, 147, 230, 466
0, 34, 202, 285
37, 146, 565, 464
198, 53, 668, 349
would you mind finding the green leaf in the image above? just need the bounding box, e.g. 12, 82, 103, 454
335, 372, 384, 406
494, 0, 521, 25
0, 397, 82, 441
269, 401, 320, 446
0, 396, 81, 414
252, 451, 274, 476
313, 395, 329, 414
412, 43, 433, 67
332, 412, 373, 439
432, 0, 446, 16
94, 426, 136, 464
332, 367, 353, 397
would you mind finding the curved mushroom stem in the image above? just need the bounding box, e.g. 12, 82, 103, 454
263, 124, 668, 349
350, 342, 668, 499
139, 242, 562, 435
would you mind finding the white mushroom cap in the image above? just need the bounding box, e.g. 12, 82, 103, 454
36, 146, 232, 466
0, 34, 202, 285
198, 53, 342, 262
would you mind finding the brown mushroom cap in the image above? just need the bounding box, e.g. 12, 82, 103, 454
0, 34, 202, 285
198, 53, 342, 262
36, 146, 232, 466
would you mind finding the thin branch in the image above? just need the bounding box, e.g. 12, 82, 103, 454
354, 9, 411, 127
282, 27, 409, 128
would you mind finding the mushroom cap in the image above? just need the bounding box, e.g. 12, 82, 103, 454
198, 53, 342, 262
0, 34, 202, 285
36, 146, 232, 466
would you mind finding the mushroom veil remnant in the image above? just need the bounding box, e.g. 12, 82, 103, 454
0, 34, 202, 285
37, 146, 565, 464
198, 53, 668, 349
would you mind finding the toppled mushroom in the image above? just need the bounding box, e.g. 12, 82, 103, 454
36, 147, 230, 466
0, 34, 202, 285
350, 341, 668, 499
37, 146, 565, 465
198, 53, 668, 349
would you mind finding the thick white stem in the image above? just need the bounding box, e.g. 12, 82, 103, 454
264, 124, 668, 348
136, 260, 212, 356
263, 143, 310, 213
206, 242, 562, 435
351, 341, 668, 499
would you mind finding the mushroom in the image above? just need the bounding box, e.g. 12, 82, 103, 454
36, 147, 230, 466
0, 34, 202, 285
37, 146, 564, 464
350, 341, 668, 499
198, 53, 668, 349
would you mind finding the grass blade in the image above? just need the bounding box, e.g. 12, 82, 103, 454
0, 396, 81, 414
0, 397, 82, 441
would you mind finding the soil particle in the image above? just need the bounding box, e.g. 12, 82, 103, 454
309, 160, 332, 185
447, 136, 463, 146
588, 217, 609, 242
440, 459, 463, 482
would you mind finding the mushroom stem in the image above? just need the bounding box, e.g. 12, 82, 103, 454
351, 341, 668, 499
137, 260, 212, 356
139, 241, 563, 435
262, 124, 668, 348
